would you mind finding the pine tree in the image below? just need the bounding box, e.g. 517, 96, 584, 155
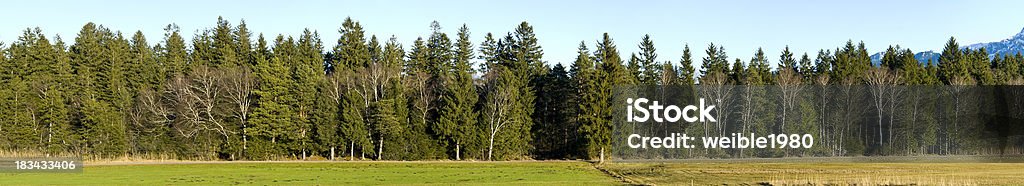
70, 23, 129, 158
380, 36, 408, 159
48, 36, 74, 154
333, 17, 374, 159
532, 64, 575, 158
158, 24, 188, 80
249, 35, 298, 159
333, 17, 370, 71
438, 24, 478, 160
586, 33, 628, 161
627, 54, 641, 83
748, 48, 771, 85
235, 19, 254, 68
292, 29, 324, 159
798, 53, 814, 81
213, 17, 239, 67
425, 22, 454, 158
699, 43, 730, 85
779, 46, 797, 72
407, 35, 443, 159
570, 41, 600, 159
938, 37, 969, 85
637, 34, 660, 85
128, 31, 159, 91
678, 44, 696, 86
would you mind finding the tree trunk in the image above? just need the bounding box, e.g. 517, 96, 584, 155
378, 137, 384, 160
331, 147, 336, 160
455, 142, 461, 161
599, 147, 605, 164
242, 127, 247, 158
488, 133, 496, 161
350, 141, 355, 161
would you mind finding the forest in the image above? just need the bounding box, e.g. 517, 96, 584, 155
0, 17, 1022, 161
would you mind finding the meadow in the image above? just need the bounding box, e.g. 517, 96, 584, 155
2, 157, 1023, 185
602, 156, 1024, 185
0, 161, 619, 185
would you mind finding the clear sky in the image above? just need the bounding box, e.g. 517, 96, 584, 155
3, 0, 1024, 69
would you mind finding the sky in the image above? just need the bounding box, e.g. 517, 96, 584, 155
2, 0, 1024, 69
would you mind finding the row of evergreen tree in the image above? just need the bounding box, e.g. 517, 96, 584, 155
0, 17, 1022, 160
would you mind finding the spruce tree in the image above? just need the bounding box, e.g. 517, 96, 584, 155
588, 33, 628, 161
699, 43, 730, 84
939, 37, 968, 85
213, 17, 239, 67
678, 44, 696, 86
438, 24, 478, 160
637, 34, 660, 85
779, 46, 796, 72
158, 24, 188, 80
570, 41, 599, 159
292, 29, 324, 159
249, 35, 298, 159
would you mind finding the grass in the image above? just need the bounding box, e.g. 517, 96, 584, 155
601, 161, 1024, 185
3, 157, 1024, 185
0, 161, 620, 185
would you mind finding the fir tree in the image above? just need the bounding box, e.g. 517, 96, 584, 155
438, 24, 478, 160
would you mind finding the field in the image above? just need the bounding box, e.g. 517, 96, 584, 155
2, 158, 1024, 185
601, 156, 1024, 185
0, 161, 619, 185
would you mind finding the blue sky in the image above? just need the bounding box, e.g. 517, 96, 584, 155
3, 0, 1024, 69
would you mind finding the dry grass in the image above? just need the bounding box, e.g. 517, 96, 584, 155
602, 162, 1023, 185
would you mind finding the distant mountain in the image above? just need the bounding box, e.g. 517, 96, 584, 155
869, 26, 1024, 66
964, 27, 1024, 58
869, 51, 940, 66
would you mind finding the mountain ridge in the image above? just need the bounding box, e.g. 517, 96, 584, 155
869, 26, 1024, 66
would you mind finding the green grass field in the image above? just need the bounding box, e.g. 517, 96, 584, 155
2, 159, 1023, 185
0, 161, 619, 185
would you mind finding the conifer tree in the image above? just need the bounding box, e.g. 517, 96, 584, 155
798, 53, 814, 81
234, 20, 254, 68
249, 35, 298, 159
779, 46, 796, 72
292, 29, 324, 159
699, 43, 730, 84
570, 41, 600, 159
158, 24, 188, 80
585, 33, 628, 161
438, 24, 478, 160
678, 44, 696, 86
213, 17, 239, 67
637, 34, 660, 85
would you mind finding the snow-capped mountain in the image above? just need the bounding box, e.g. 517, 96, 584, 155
964, 27, 1024, 58
869, 26, 1024, 66
869, 51, 940, 66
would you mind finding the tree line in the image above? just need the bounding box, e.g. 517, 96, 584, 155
1, 17, 1022, 161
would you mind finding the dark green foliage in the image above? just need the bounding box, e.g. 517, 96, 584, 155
531, 64, 576, 159
437, 24, 478, 160
1, 18, 1021, 161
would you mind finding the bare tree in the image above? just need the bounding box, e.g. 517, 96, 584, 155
813, 75, 836, 155
777, 68, 803, 134
698, 72, 733, 156
865, 68, 901, 150
777, 67, 803, 156
224, 66, 255, 157
164, 66, 231, 158
482, 70, 516, 161
946, 75, 975, 154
